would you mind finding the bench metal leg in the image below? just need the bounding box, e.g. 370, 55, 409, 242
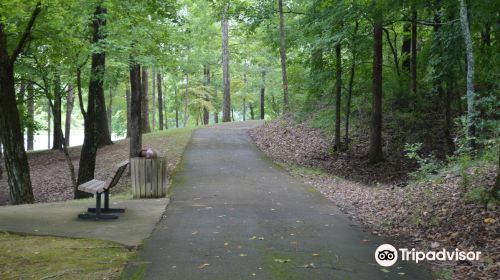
79, 193, 118, 220
87, 191, 125, 213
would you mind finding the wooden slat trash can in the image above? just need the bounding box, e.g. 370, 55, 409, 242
131, 157, 167, 198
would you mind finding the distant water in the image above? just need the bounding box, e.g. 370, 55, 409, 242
24, 130, 125, 151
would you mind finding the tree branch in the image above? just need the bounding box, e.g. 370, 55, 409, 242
383, 27, 400, 77
76, 68, 87, 119
10, 2, 42, 63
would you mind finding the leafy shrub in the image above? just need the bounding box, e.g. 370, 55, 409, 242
465, 186, 497, 209
404, 143, 442, 180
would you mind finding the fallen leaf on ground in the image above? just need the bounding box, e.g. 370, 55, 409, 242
484, 217, 495, 224
274, 258, 292, 264
198, 263, 209, 269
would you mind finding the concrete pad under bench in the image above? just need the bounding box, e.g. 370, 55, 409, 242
0, 198, 169, 247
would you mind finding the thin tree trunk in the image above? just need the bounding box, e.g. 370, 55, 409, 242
129, 62, 142, 158
411, 7, 417, 95
157, 73, 164, 130
434, 5, 454, 154
334, 44, 342, 151
174, 84, 179, 128
47, 100, 51, 149
46, 94, 77, 194
184, 73, 189, 127
52, 75, 64, 150
214, 86, 219, 123
107, 87, 112, 133
243, 98, 246, 121
459, 0, 476, 151
126, 87, 131, 137
77, 5, 107, 198
152, 67, 156, 131
278, 0, 289, 112
369, 10, 384, 164
163, 80, 168, 129
221, 4, 231, 122
402, 23, 411, 73
141, 67, 151, 133
249, 104, 255, 120
203, 65, 210, 125
345, 20, 358, 149
65, 85, 74, 147
27, 82, 35, 150
261, 71, 265, 120
0, 138, 3, 179
444, 88, 455, 153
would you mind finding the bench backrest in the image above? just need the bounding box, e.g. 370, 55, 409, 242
104, 160, 129, 191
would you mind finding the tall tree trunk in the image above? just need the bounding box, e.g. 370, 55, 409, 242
271, 93, 279, 115
459, 0, 476, 151
45, 91, 78, 196
64, 85, 74, 147
27, 82, 35, 150
402, 23, 411, 73
0, 138, 3, 180
126, 87, 131, 137
334, 44, 342, 151
203, 65, 210, 125
157, 73, 164, 130
77, 5, 107, 198
141, 67, 151, 133
184, 73, 189, 127
222, 4, 231, 122
107, 87, 112, 133
260, 71, 265, 120
47, 100, 51, 149
175, 84, 179, 128
345, 20, 358, 149
0, 2, 39, 204
243, 98, 246, 121
52, 75, 64, 150
434, 5, 454, 154
152, 67, 156, 131
369, 10, 384, 164
278, 0, 289, 112
163, 80, 168, 129
411, 8, 417, 95
0, 56, 34, 203
249, 104, 255, 120
93, 8, 112, 148
214, 86, 219, 124
129, 62, 142, 158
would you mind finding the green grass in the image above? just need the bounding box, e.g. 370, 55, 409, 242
0, 232, 134, 280
0, 127, 197, 280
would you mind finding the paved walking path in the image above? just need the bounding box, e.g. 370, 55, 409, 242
134, 122, 431, 279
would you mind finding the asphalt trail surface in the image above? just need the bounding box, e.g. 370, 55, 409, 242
137, 122, 431, 279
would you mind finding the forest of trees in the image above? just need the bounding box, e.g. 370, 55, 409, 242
0, 0, 498, 204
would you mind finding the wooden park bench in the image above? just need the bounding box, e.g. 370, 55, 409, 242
77, 160, 129, 220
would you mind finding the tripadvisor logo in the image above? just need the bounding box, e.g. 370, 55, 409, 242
375, 244, 481, 267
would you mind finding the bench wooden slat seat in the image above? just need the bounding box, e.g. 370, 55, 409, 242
78, 160, 129, 220
78, 179, 106, 194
